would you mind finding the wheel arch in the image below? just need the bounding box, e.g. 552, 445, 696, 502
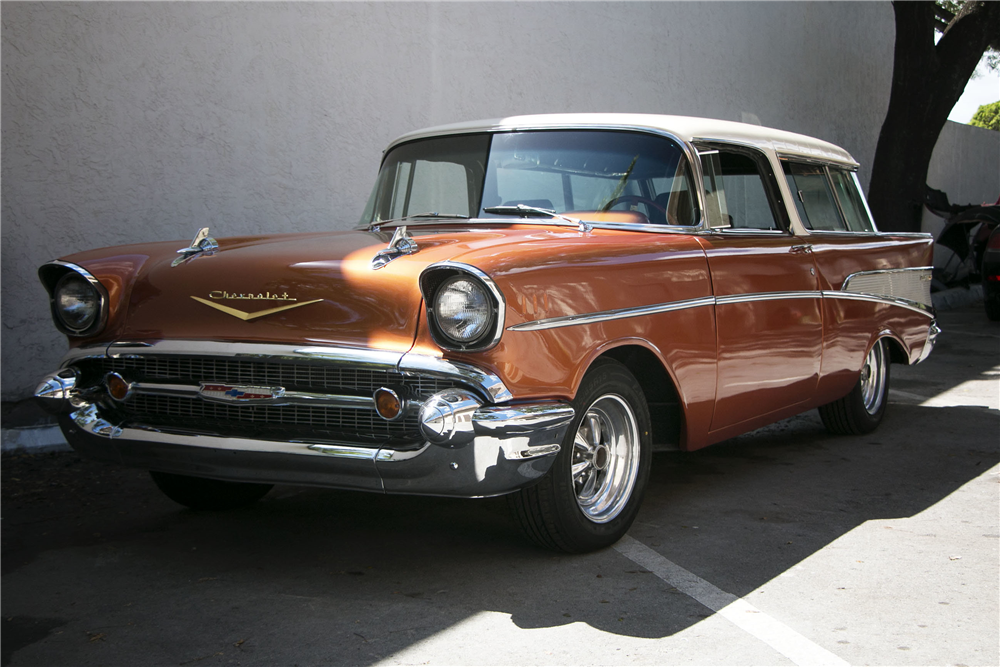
588, 341, 684, 451
873, 328, 909, 365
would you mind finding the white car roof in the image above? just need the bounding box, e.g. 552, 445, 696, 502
388, 113, 859, 168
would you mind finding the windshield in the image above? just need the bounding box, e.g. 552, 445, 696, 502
360, 130, 697, 227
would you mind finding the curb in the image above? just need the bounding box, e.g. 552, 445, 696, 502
2, 425, 71, 454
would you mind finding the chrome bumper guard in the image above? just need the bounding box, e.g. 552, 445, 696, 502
35, 344, 574, 498
916, 319, 941, 363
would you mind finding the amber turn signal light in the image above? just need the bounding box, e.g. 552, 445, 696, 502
373, 387, 404, 421
105, 372, 132, 402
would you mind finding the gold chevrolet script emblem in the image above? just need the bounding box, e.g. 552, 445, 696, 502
191, 291, 322, 321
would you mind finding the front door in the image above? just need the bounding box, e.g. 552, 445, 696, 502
696, 145, 823, 431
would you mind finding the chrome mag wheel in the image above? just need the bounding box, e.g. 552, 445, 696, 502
571, 394, 641, 523
860, 339, 888, 415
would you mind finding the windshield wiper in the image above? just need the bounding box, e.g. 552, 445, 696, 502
368, 212, 469, 231
406, 212, 469, 219
482, 205, 589, 232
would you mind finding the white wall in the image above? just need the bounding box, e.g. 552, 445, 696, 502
0, 1, 912, 398
922, 121, 1000, 238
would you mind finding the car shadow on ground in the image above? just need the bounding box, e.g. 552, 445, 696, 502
2, 397, 997, 665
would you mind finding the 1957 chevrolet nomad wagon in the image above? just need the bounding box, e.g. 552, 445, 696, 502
35, 114, 938, 552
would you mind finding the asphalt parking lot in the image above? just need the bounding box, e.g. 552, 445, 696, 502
2, 304, 997, 667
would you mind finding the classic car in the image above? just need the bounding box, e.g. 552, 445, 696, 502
983, 224, 1000, 321
35, 114, 938, 553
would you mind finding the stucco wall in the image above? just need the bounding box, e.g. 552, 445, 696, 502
0, 1, 906, 399
922, 121, 1000, 238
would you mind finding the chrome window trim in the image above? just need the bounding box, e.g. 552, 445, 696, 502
507, 296, 715, 332
63, 340, 513, 405
379, 217, 708, 236
717, 228, 790, 236
850, 171, 879, 232
382, 124, 712, 233
775, 153, 859, 170
419, 260, 507, 352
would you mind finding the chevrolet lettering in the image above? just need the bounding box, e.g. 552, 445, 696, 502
35, 114, 938, 553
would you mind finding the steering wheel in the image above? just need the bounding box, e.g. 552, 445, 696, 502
604, 195, 667, 215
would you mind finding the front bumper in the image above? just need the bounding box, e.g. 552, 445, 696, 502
35, 343, 574, 498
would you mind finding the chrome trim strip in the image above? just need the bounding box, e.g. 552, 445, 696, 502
507, 296, 715, 332
821, 291, 935, 317
124, 381, 377, 409
510, 282, 935, 332
419, 261, 507, 352
307, 444, 380, 459
716, 291, 819, 305
104, 340, 405, 369
59, 345, 111, 366
398, 353, 513, 403
842, 266, 934, 281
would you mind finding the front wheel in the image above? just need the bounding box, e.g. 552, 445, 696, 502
150, 471, 273, 510
509, 359, 651, 553
819, 338, 890, 435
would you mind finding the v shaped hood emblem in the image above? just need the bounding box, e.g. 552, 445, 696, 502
191, 296, 322, 321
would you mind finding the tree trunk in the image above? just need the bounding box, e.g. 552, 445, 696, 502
867, 1, 1000, 233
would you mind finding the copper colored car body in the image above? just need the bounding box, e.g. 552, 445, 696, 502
35, 114, 938, 552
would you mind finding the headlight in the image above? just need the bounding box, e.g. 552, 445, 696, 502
54, 272, 101, 333
420, 263, 505, 352
434, 276, 494, 344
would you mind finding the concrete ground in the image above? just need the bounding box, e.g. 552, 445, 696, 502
2, 304, 997, 667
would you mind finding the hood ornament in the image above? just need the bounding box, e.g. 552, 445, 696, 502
371, 226, 418, 270
172, 227, 219, 267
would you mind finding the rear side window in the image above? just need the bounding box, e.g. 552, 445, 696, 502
699, 148, 784, 230
783, 162, 843, 231
829, 169, 874, 232
782, 161, 874, 232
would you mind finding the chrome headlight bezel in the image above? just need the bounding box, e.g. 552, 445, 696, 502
40, 262, 109, 337
419, 262, 505, 352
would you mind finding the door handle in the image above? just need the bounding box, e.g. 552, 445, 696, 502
790, 244, 813, 254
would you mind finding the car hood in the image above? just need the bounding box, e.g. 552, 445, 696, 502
61, 227, 572, 351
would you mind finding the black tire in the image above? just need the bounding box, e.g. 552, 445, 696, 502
509, 359, 652, 553
150, 471, 273, 510
819, 338, 890, 435
984, 285, 1000, 322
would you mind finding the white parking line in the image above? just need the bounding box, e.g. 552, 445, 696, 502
614, 535, 850, 667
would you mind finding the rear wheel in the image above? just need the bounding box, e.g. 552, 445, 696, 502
509, 359, 651, 553
984, 283, 1000, 321
819, 338, 890, 435
150, 471, 273, 510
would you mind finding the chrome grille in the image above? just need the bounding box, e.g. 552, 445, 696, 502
75, 355, 461, 447
127, 394, 415, 444
83, 356, 454, 396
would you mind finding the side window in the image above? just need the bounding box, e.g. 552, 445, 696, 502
782, 162, 846, 231
699, 149, 781, 230
405, 160, 471, 217
829, 169, 874, 232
